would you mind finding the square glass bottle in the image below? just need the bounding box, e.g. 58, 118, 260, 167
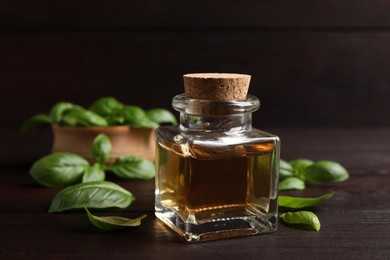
155, 74, 280, 242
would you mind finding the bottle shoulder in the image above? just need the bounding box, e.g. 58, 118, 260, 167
156, 126, 279, 159
156, 126, 279, 142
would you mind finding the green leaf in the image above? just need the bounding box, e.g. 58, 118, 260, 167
278, 191, 335, 209
50, 102, 83, 123
279, 177, 305, 191
92, 134, 112, 164
29, 153, 89, 188
303, 161, 349, 185
279, 159, 294, 180
20, 113, 52, 133
61, 108, 108, 127
85, 207, 146, 231
146, 108, 178, 125
290, 159, 314, 179
89, 97, 124, 117
119, 105, 147, 125
108, 156, 155, 180
82, 164, 105, 183
131, 118, 159, 129
280, 211, 321, 231
49, 181, 135, 213
105, 115, 125, 126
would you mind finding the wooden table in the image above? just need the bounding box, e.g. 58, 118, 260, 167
1, 128, 390, 259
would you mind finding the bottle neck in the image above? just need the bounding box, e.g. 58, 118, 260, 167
179, 113, 252, 133
172, 94, 260, 134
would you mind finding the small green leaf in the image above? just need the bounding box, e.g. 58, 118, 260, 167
290, 159, 314, 179
20, 113, 52, 133
50, 102, 83, 123
82, 164, 105, 183
279, 159, 294, 180
29, 153, 89, 188
106, 115, 125, 125
119, 105, 147, 125
89, 97, 124, 117
108, 156, 155, 180
303, 161, 349, 185
279, 177, 305, 191
85, 207, 146, 231
49, 181, 135, 213
146, 108, 177, 125
92, 134, 112, 164
278, 191, 335, 209
131, 118, 159, 129
61, 108, 108, 126
280, 211, 321, 231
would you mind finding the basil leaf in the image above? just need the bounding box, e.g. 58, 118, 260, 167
29, 152, 88, 188
48, 181, 135, 213
280, 211, 321, 231
146, 108, 177, 125
119, 105, 147, 125
131, 118, 159, 129
106, 115, 125, 126
279, 177, 305, 191
20, 113, 52, 133
303, 161, 349, 184
89, 97, 124, 117
82, 164, 105, 183
61, 108, 108, 126
279, 159, 294, 180
290, 159, 314, 179
85, 207, 146, 231
108, 156, 155, 180
278, 191, 335, 209
92, 134, 112, 164
50, 102, 83, 123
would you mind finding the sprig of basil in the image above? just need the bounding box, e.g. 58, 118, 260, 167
108, 156, 156, 180
279, 191, 335, 209
303, 161, 349, 184
29, 153, 89, 188
280, 211, 321, 231
49, 181, 135, 213
21, 97, 178, 131
279, 158, 348, 189
85, 207, 146, 231
30, 133, 155, 188
92, 134, 112, 164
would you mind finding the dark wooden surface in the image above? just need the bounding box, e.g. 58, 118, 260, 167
1, 128, 390, 259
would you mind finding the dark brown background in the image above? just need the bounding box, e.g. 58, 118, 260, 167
1, 1, 390, 162
1, 2, 390, 258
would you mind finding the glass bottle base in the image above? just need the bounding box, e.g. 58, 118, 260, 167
155, 205, 277, 242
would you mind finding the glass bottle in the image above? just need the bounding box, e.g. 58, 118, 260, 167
155, 79, 280, 242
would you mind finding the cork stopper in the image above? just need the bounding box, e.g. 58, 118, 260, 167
183, 73, 251, 101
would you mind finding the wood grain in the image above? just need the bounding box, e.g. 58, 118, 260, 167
1, 128, 389, 258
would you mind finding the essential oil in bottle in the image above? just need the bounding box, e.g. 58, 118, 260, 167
155, 73, 280, 242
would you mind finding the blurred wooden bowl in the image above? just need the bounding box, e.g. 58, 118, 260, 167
51, 124, 155, 163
